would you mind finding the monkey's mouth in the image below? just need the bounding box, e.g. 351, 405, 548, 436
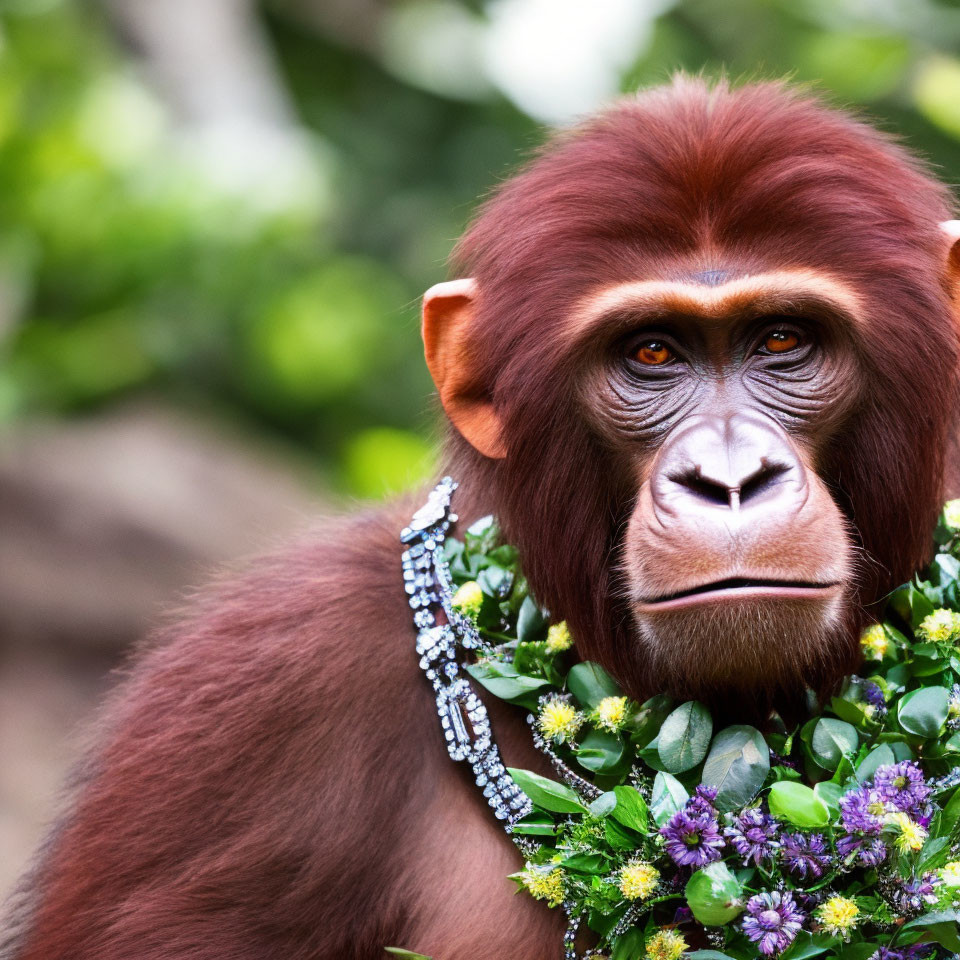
636, 577, 841, 612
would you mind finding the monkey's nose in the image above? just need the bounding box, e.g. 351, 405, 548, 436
668, 458, 791, 511
653, 413, 804, 517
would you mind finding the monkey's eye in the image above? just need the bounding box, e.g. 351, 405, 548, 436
762, 330, 800, 354
633, 340, 674, 366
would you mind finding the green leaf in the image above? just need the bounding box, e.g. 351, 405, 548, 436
768, 781, 830, 827
856, 744, 895, 782
810, 718, 859, 770
611, 927, 645, 960
658, 701, 713, 774
507, 768, 587, 814
898, 686, 950, 738
477, 564, 511, 598
510, 820, 556, 836
938, 788, 960, 838
902, 910, 960, 951
651, 771, 689, 826
888, 581, 936, 629
567, 661, 622, 708
687, 954, 740, 960
605, 817, 640, 851
384, 949, 432, 959
835, 946, 878, 960
813, 781, 843, 818
779, 932, 836, 960
631, 693, 673, 748
560, 852, 608, 874
917, 835, 952, 872
516, 596, 548, 643
576, 728, 625, 773
589, 791, 618, 818
685, 862, 744, 925
464, 662, 550, 704
611, 785, 648, 832
701, 725, 770, 812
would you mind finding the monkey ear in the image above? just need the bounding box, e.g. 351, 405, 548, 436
941, 220, 960, 288
422, 279, 506, 459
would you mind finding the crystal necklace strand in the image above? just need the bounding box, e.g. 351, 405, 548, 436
401, 478, 585, 959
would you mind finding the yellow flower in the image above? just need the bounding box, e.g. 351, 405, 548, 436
546, 621, 574, 653
944, 499, 960, 531
887, 811, 927, 853
645, 929, 688, 960
918, 608, 960, 644
860, 624, 889, 660
816, 896, 859, 938
538, 698, 582, 743
940, 860, 960, 886
619, 860, 659, 901
451, 581, 484, 620
521, 866, 565, 907
594, 696, 629, 731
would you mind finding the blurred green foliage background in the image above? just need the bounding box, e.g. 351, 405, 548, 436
2, 0, 960, 499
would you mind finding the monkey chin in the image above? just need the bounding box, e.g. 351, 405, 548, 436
630, 586, 857, 724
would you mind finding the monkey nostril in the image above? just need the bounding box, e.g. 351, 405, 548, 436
668, 466, 732, 507
668, 459, 791, 509
739, 459, 790, 505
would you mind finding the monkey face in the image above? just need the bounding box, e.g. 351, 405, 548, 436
421, 80, 960, 716
575, 268, 861, 703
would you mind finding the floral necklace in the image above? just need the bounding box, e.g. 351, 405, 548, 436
395, 479, 960, 960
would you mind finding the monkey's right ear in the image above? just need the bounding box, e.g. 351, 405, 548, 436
941, 220, 960, 289
421, 279, 506, 460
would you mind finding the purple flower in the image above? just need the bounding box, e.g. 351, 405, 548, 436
837, 833, 887, 867
688, 784, 719, 816
864, 681, 887, 717
725, 807, 780, 867
873, 762, 931, 816
870, 947, 935, 960
660, 788, 724, 868
741, 890, 805, 956
838, 784, 889, 866
780, 832, 830, 879
890, 873, 940, 916
839, 786, 886, 834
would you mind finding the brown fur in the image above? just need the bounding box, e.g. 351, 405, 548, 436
4, 77, 959, 959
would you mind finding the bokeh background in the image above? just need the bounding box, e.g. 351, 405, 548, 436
3, 0, 960, 901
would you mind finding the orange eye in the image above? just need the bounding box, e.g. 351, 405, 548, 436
634, 341, 673, 365
764, 330, 800, 353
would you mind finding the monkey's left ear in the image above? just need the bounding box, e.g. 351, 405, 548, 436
941, 220, 960, 289
422, 279, 507, 459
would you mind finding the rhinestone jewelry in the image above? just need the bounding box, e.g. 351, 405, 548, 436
402, 477, 533, 826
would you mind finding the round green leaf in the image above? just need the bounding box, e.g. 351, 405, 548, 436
658, 701, 713, 774
898, 686, 950, 739
768, 781, 830, 827
685, 862, 744, 926
588, 791, 617, 818
856, 744, 895, 782
701, 725, 770, 812
810, 718, 859, 770
576, 728, 625, 773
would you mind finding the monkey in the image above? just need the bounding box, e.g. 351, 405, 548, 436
4, 77, 960, 960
